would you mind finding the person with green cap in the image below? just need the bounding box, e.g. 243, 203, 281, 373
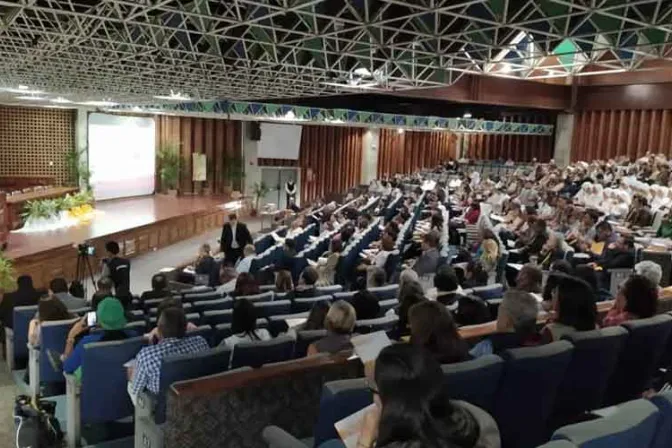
62, 297, 131, 380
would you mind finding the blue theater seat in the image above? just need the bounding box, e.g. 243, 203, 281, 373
230, 335, 295, 368
332, 291, 356, 303
315, 285, 343, 295
441, 354, 504, 415
294, 330, 327, 358
367, 284, 398, 300
213, 319, 269, 345
604, 315, 672, 406
650, 392, 672, 448
29, 317, 79, 397
186, 325, 215, 347
191, 298, 233, 313
255, 300, 292, 318
354, 315, 398, 334
494, 341, 574, 448
66, 336, 147, 448
552, 399, 660, 448
202, 310, 233, 326
292, 296, 332, 313
238, 291, 275, 303
8, 305, 38, 370
378, 299, 398, 315
554, 327, 629, 423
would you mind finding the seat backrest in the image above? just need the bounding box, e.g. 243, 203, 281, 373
202, 310, 233, 326
81, 337, 147, 424
332, 291, 356, 303
316, 285, 343, 295
237, 291, 274, 303
13, 305, 38, 361
292, 295, 332, 313
604, 315, 672, 406
441, 354, 504, 415
494, 341, 574, 448
471, 283, 505, 300
368, 284, 399, 300
254, 300, 292, 318
294, 329, 328, 358
537, 442, 578, 448
186, 325, 214, 347
155, 346, 232, 424
378, 299, 398, 315
192, 298, 233, 313
650, 392, 672, 448
313, 378, 373, 447
230, 335, 295, 369
552, 399, 660, 448
182, 291, 221, 303
40, 317, 81, 383
354, 315, 399, 334
555, 327, 630, 420
641, 251, 672, 287
214, 319, 269, 346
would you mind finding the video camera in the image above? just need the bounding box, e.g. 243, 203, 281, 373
77, 243, 95, 257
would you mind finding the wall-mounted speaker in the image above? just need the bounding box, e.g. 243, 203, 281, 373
249, 122, 262, 141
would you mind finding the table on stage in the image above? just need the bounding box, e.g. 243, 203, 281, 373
4, 187, 79, 230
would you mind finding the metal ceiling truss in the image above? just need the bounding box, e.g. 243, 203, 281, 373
110, 99, 555, 135
0, 0, 671, 103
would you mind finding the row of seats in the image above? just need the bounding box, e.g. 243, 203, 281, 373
539, 394, 672, 448
250, 223, 318, 276
264, 316, 672, 448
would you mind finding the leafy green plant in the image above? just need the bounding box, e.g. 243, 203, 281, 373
55, 194, 76, 212
65, 147, 93, 190
22, 200, 55, 221
157, 142, 181, 191
71, 190, 94, 208
252, 182, 270, 210
0, 252, 15, 291
224, 154, 245, 191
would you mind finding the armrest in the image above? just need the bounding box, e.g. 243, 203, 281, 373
261, 426, 309, 448
134, 390, 157, 420
65, 373, 81, 448
27, 343, 40, 400
5, 328, 14, 371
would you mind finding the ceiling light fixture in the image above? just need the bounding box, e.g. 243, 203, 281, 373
3, 86, 44, 94
463, 112, 472, 118
397, 128, 405, 134
15, 95, 47, 101
80, 100, 118, 107
500, 63, 513, 73
153, 90, 191, 101
51, 97, 72, 104
18, 85, 29, 90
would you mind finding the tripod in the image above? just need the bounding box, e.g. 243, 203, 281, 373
75, 251, 97, 297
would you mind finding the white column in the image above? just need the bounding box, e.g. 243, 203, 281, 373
554, 114, 574, 167
242, 122, 261, 197
361, 128, 380, 184
75, 108, 89, 188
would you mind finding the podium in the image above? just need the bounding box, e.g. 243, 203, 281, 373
0, 192, 7, 250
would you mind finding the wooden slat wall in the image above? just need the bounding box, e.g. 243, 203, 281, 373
258, 125, 363, 204
155, 115, 242, 194
377, 130, 457, 177
572, 109, 672, 162
462, 115, 555, 162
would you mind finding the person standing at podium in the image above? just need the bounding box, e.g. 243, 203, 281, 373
220, 213, 252, 266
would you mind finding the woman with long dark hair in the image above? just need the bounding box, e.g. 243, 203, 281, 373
356, 344, 500, 448
408, 301, 471, 364
221, 299, 270, 348
541, 274, 597, 342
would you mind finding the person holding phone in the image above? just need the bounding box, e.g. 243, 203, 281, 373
50, 298, 131, 379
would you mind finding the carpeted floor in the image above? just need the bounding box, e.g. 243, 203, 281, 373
0, 217, 264, 448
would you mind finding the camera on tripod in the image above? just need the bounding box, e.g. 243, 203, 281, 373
77, 243, 95, 257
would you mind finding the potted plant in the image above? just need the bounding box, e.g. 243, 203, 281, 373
65, 147, 93, 191
251, 182, 270, 217
157, 142, 181, 196
0, 252, 15, 293
223, 154, 245, 195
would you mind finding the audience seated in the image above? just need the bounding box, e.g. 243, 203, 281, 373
233, 272, 261, 296
603, 274, 658, 327
48, 277, 87, 310
60, 297, 132, 379
129, 306, 209, 403
366, 267, 386, 289
28, 295, 71, 346
291, 267, 319, 299
235, 244, 256, 274
91, 276, 114, 310
296, 301, 329, 332
355, 344, 500, 448
471, 289, 541, 357
0, 275, 42, 329
220, 299, 271, 348
140, 273, 172, 302
433, 265, 490, 326
274, 269, 294, 293
307, 300, 356, 356
351, 290, 380, 320
315, 239, 342, 286
412, 231, 441, 276
217, 267, 238, 295
541, 274, 598, 342
408, 301, 471, 364
194, 243, 216, 280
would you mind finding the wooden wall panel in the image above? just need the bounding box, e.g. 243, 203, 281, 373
377, 130, 456, 178
0, 106, 75, 185
258, 125, 363, 204
571, 109, 672, 162
155, 116, 242, 194
461, 115, 554, 162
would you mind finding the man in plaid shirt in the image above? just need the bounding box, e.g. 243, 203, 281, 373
129, 307, 209, 400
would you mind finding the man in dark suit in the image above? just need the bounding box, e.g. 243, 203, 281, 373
220, 213, 253, 266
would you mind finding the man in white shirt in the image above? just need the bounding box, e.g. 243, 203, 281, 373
216, 267, 238, 295
235, 244, 256, 274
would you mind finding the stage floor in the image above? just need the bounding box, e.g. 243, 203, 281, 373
5, 195, 228, 260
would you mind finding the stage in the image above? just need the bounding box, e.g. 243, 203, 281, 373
6, 195, 232, 289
